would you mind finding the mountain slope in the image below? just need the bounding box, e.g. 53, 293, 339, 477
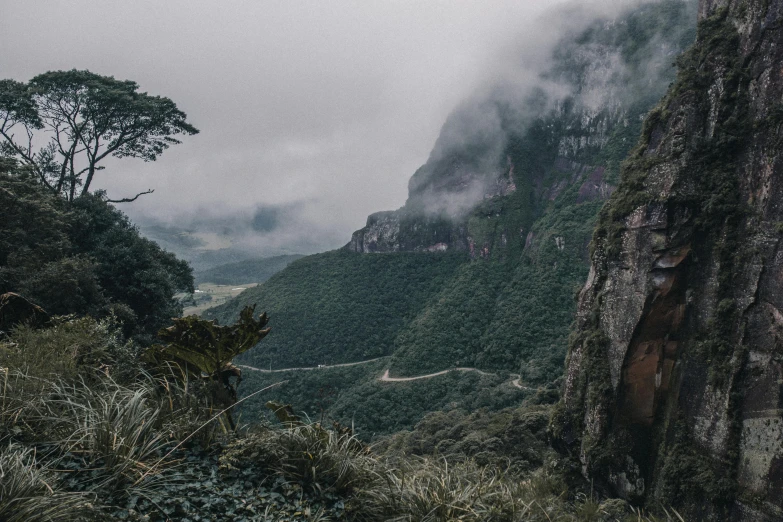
205, 251, 466, 366
207, 0, 698, 434
194, 254, 304, 285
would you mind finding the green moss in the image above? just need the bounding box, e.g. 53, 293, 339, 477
550, 320, 613, 457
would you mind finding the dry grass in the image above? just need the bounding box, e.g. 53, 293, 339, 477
222, 422, 376, 495
0, 367, 210, 505
221, 421, 686, 522
0, 319, 686, 522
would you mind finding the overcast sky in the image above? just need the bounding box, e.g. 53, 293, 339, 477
1, 0, 646, 254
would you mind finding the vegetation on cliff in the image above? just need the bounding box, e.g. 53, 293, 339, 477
553, 2, 783, 519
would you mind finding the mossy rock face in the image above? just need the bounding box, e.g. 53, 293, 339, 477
554, 3, 783, 519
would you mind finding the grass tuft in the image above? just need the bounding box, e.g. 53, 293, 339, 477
0, 444, 94, 522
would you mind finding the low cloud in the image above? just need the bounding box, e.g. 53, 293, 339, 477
403, 0, 696, 219
0, 0, 692, 257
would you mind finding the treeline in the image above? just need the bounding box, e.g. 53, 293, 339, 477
0, 163, 193, 343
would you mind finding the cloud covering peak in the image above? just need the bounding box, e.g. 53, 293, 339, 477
1, 0, 671, 255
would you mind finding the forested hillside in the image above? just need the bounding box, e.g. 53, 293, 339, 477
207, 0, 698, 434
0, 166, 193, 344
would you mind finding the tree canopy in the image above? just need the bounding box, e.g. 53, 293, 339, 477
0, 69, 198, 202
0, 165, 193, 343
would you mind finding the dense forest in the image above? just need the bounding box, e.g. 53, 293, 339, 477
0, 165, 193, 344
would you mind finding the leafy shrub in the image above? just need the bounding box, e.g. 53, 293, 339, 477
68, 193, 194, 343
378, 406, 553, 474
0, 315, 134, 382
16, 256, 106, 317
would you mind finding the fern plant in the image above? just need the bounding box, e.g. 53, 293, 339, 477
144, 305, 270, 429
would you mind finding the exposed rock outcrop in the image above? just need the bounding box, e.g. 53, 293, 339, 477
554, 2, 783, 519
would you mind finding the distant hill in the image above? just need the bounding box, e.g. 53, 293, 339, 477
195, 254, 304, 285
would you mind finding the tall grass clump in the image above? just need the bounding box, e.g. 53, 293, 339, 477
350, 455, 684, 522
0, 367, 209, 504
39, 377, 171, 493
349, 456, 684, 522
222, 422, 377, 495
351, 457, 563, 522
0, 444, 94, 522
218, 419, 684, 522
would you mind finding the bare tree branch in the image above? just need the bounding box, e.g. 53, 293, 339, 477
105, 188, 154, 203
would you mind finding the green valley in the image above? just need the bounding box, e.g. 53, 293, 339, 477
9, 0, 779, 519
205, 0, 698, 436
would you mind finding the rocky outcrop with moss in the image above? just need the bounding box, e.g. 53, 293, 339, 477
553, 1, 783, 519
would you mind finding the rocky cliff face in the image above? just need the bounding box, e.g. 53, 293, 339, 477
554, 1, 783, 519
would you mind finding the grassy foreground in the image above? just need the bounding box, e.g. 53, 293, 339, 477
0, 316, 684, 522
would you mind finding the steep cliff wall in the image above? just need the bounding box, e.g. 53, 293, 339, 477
554, 1, 783, 520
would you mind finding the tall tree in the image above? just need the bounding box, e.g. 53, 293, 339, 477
0, 70, 198, 202
0, 168, 194, 342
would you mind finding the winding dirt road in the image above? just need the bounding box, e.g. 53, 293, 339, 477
380, 368, 530, 390
239, 356, 389, 374
379, 368, 491, 382
240, 358, 531, 390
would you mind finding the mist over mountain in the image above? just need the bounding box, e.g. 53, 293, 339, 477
2, 0, 668, 257
207, 0, 698, 436
134, 202, 342, 271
